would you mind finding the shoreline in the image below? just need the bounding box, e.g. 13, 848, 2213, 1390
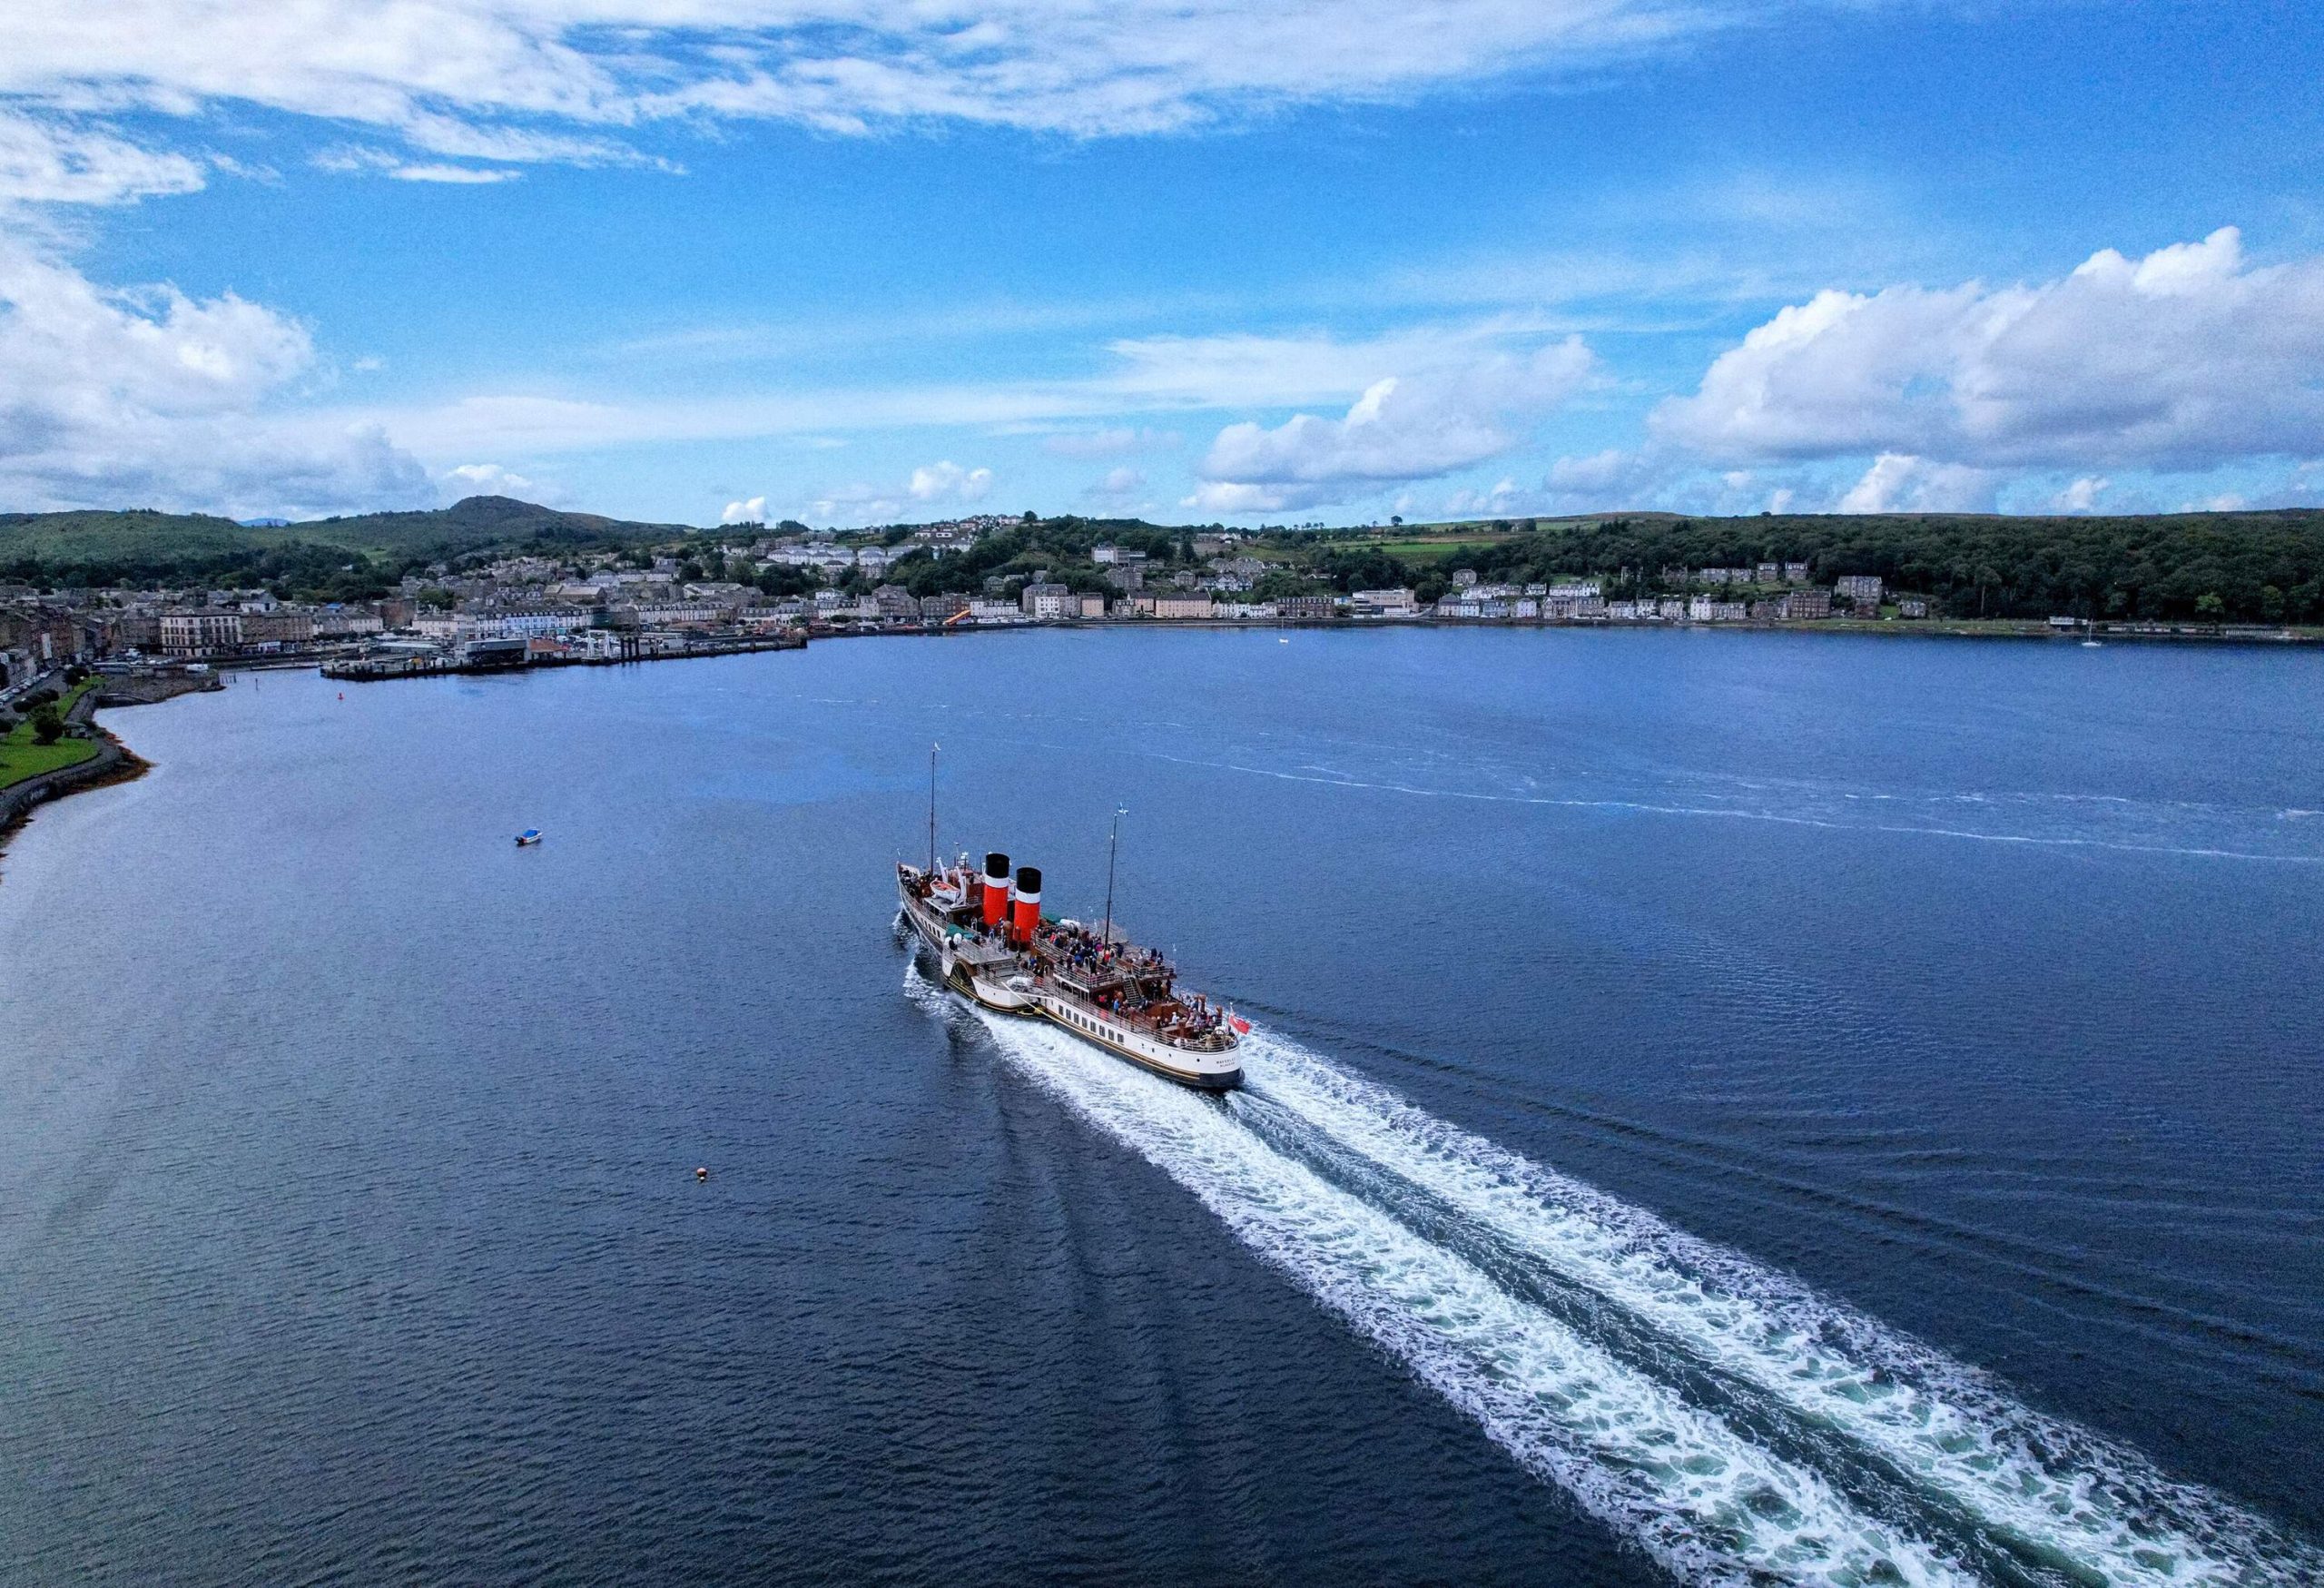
819, 614, 2321, 646
0, 686, 160, 869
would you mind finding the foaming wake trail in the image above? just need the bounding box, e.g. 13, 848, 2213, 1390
1238, 1029, 2322, 1587
905, 971, 1972, 1587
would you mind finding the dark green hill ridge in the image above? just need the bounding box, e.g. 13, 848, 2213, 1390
0, 508, 306, 568
0, 497, 695, 582
305, 496, 696, 559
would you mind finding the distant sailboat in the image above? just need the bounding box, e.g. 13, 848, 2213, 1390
2082, 617, 2103, 648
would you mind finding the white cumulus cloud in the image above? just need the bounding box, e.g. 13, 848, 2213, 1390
1834, 453, 1996, 514
1190, 336, 1593, 512
446, 462, 534, 495
1542, 447, 1668, 507
1653, 228, 2324, 472
807, 459, 995, 524
2053, 475, 2110, 514
1082, 465, 1146, 502
908, 459, 992, 501
0, 240, 431, 516
722, 494, 769, 524
1441, 478, 1531, 517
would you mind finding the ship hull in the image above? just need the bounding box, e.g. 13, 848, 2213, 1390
1028, 992, 1241, 1090
897, 869, 1241, 1090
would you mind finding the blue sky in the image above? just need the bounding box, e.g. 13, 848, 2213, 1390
3, 1, 2321, 526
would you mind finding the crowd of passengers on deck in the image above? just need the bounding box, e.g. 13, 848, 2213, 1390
921, 866, 1226, 1038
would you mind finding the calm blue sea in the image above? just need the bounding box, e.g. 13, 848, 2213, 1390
3, 627, 2319, 1586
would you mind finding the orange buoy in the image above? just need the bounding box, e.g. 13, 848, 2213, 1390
694, 1166, 708, 1182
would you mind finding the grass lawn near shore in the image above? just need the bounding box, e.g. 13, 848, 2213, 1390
0, 680, 101, 791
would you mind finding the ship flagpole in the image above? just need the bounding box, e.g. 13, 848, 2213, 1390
928, 743, 940, 874
1102, 804, 1128, 944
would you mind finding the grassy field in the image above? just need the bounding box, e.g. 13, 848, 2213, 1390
0, 680, 101, 792
1366, 535, 1519, 561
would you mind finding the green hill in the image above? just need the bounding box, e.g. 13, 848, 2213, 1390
298, 496, 697, 559
0, 496, 697, 585
0, 508, 308, 569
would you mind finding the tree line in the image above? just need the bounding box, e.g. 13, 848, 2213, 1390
1309, 512, 2324, 622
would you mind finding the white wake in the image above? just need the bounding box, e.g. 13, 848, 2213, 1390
910, 970, 1969, 1587
909, 962, 2318, 1585
1236, 1029, 2319, 1587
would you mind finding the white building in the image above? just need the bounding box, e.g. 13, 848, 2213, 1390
158, 612, 243, 654
486, 607, 592, 637
416, 607, 591, 642
628, 602, 731, 628
1020, 581, 1073, 616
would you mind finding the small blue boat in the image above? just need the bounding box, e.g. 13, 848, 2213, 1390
516, 828, 543, 846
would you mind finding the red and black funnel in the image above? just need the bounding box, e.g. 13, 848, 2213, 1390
982, 853, 1010, 928
1011, 865, 1042, 944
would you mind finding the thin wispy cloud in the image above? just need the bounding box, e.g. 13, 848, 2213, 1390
0, 0, 1784, 207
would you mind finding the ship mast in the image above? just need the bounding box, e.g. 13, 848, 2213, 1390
1102, 804, 1128, 945
928, 743, 939, 874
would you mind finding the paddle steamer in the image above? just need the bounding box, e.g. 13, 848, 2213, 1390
897, 849, 1244, 1090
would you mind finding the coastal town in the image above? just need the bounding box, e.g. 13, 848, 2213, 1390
10, 509, 2304, 709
